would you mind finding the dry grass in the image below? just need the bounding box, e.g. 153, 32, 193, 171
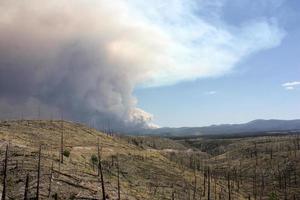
2, 120, 296, 199
0, 120, 211, 199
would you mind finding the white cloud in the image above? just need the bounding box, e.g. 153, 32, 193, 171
125, 0, 285, 87
282, 81, 300, 87
282, 81, 300, 90
205, 91, 217, 95
285, 86, 295, 90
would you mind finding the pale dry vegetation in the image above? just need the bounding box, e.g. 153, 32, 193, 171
0, 120, 299, 199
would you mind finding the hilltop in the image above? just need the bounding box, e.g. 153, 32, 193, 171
0, 120, 208, 199
136, 119, 300, 136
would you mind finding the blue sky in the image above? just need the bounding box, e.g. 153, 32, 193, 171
134, 0, 300, 127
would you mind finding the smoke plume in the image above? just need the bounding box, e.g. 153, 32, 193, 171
0, 0, 284, 130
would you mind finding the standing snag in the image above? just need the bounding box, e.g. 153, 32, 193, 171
1, 145, 8, 200
36, 145, 42, 200
60, 118, 64, 164
227, 172, 231, 200
193, 164, 197, 200
97, 138, 106, 200
207, 167, 211, 200
48, 162, 54, 198
24, 174, 29, 200
117, 155, 121, 200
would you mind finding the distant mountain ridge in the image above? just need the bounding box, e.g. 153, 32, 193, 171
136, 119, 300, 136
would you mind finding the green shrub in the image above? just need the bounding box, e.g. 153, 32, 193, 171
63, 149, 70, 157
91, 154, 98, 165
268, 192, 278, 200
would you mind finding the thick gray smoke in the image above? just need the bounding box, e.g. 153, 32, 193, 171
0, 0, 284, 130
0, 0, 159, 130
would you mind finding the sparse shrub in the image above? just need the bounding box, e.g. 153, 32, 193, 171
63, 149, 70, 157
91, 154, 98, 165
132, 138, 139, 146
52, 193, 58, 199
268, 192, 278, 200
69, 193, 76, 200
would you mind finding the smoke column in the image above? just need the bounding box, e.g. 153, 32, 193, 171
0, 0, 284, 130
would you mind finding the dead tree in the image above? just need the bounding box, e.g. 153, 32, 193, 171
253, 145, 258, 200
297, 135, 300, 150
270, 147, 273, 160
254, 142, 258, 166
193, 162, 197, 200
261, 173, 265, 196
294, 170, 297, 185
117, 155, 121, 200
284, 171, 288, 200
187, 182, 191, 200
97, 138, 106, 200
253, 175, 257, 200
60, 118, 64, 164
294, 141, 297, 157
278, 168, 282, 189
207, 167, 211, 200
171, 184, 175, 200
24, 174, 29, 200
233, 168, 237, 191
1, 145, 8, 200
48, 162, 54, 198
227, 172, 231, 200
214, 176, 217, 200
36, 145, 42, 200
203, 169, 206, 197
239, 160, 242, 187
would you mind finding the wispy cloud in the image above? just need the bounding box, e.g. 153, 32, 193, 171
205, 91, 217, 95
132, 1, 286, 86
282, 81, 300, 87
282, 81, 300, 90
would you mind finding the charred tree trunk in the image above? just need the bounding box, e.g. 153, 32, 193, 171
270, 147, 273, 160
203, 170, 206, 197
24, 174, 29, 200
227, 172, 231, 200
297, 135, 300, 150
98, 138, 106, 200
261, 173, 265, 195
36, 145, 42, 200
284, 172, 288, 200
193, 165, 197, 200
279, 171, 282, 189
240, 172, 243, 186
60, 119, 64, 164
171, 184, 175, 200
294, 171, 297, 185
207, 168, 210, 200
214, 177, 217, 200
117, 155, 121, 200
1, 145, 8, 200
48, 162, 53, 198
255, 142, 258, 166
253, 175, 257, 200
254, 161, 257, 199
